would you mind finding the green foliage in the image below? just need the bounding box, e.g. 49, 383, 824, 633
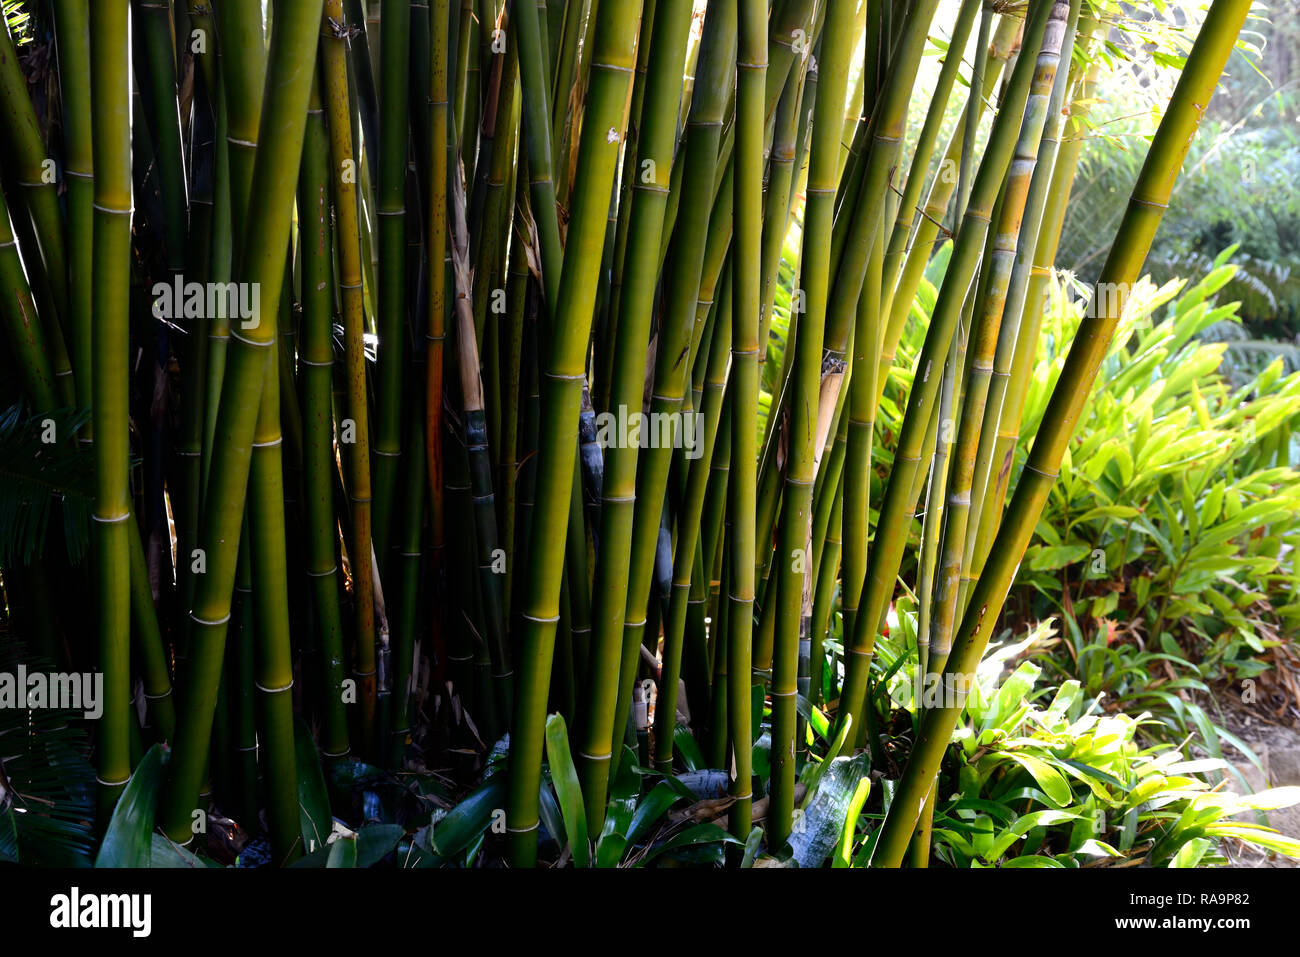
1015, 253, 1300, 697
932, 660, 1300, 867
0, 639, 96, 867
0, 404, 92, 567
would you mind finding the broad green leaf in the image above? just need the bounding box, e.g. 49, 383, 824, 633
95, 744, 166, 868
544, 712, 589, 867
327, 835, 357, 868
295, 718, 333, 854
356, 824, 405, 868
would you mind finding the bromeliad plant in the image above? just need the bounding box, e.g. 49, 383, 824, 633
0, 0, 1280, 869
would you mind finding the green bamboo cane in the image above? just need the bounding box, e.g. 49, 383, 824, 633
721, 0, 767, 844
88, 0, 132, 821
175, 72, 219, 667
654, 259, 731, 774
390, 387, 427, 765
50, 0, 94, 417
134, 0, 189, 272
450, 169, 515, 730
758, 59, 805, 376
804, 411, 847, 736
512, 0, 563, 313
769, 0, 857, 849
604, 4, 736, 813
968, 32, 1100, 585
551, 0, 599, 206
127, 515, 175, 743
470, 29, 519, 350
872, 0, 1252, 867
300, 74, 351, 759
928, 0, 1075, 681
410, 0, 432, 193
506, 0, 641, 868
878, 0, 981, 321
878, 13, 1020, 396
823, 0, 940, 394
0, 183, 57, 412
917, 326, 962, 680
961, 11, 1089, 615
575, 0, 710, 831
373, 0, 411, 569
426, 0, 451, 695
199, 1, 265, 523
467, 0, 505, 255
836, 0, 1053, 744
841, 208, 883, 660
0, 26, 73, 408
200, 74, 232, 503
228, 536, 259, 828
595, 0, 656, 414
160, 0, 323, 843
499, 192, 529, 630
0, 20, 71, 318
248, 343, 302, 865
321, 0, 380, 757
344, 0, 381, 180
453, 0, 473, 141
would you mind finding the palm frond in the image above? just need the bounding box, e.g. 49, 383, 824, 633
0, 404, 93, 567
0, 634, 97, 867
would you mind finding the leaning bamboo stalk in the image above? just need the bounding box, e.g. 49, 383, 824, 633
769, 0, 857, 849
928, 0, 1074, 681
512, 0, 564, 312
607, 3, 736, 813
577, 0, 716, 832
0, 20, 72, 374
968, 31, 1101, 585
88, 0, 132, 821
872, 0, 1252, 867
134, 0, 189, 273
820, 0, 939, 415
160, 0, 324, 844
50, 0, 94, 417
878, 13, 1020, 396
450, 167, 515, 733
299, 75, 351, 760
127, 514, 175, 743
506, 0, 642, 868
373, 0, 412, 568
961, 11, 1090, 614
321, 0, 380, 757
723, 0, 767, 844
0, 183, 58, 412
878, 0, 982, 322
837, 0, 1053, 743
655, 291, 731, 774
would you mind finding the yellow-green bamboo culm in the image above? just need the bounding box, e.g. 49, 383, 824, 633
160, 0, 325, 848
506, 0, 642, 868
871, 0, 1253, 868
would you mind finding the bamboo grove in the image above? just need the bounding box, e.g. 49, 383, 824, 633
0, 0, 1251, 868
